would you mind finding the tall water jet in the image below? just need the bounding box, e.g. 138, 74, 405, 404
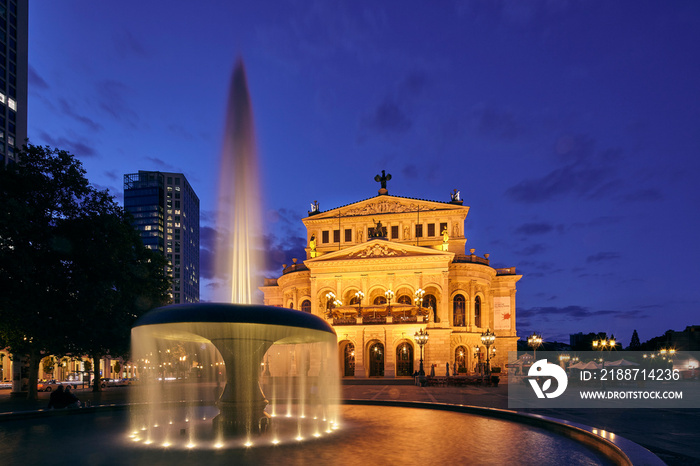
129, 59, 340, 445
214, 58, 264, 304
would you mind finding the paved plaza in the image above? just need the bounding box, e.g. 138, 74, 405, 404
0, 383, 698, 465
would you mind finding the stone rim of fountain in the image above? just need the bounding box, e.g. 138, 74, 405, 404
133, 303, 335, 334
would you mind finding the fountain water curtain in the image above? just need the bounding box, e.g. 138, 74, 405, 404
129, 60, 340, 449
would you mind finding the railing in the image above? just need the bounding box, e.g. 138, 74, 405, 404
362, 315, 387, 325
453, 254, 490, 265
393, 315, 417, 323
282, 263, 309, 275
332, 317, 357, 326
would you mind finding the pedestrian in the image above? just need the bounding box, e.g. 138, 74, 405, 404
64, 385, 81, 408
430, 364, 435, 377
446, 362, 450, 376
48, 385, 67, 409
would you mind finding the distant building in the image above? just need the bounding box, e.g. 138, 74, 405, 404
261, 175, 521, 378
0, 0, 27, 167
124, 171, 200, 304
643, 326, 700, 352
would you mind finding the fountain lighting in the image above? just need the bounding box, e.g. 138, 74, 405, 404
128, 59, 340, 450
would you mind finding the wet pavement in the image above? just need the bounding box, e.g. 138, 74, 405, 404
1, 383, 698, 465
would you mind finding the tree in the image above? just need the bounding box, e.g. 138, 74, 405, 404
56, 189, 171, 391
628, 329, 641, 350
0, 144, 171, 398
0, 145, 92, 399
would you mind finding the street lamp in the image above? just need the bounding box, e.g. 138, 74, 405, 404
354, 291, 365, 317
414, 288, 425, 321
325, 291, 336, 317
528, 332, 543, 359
385, 289, 395, 310
559, 354, 570, 369
414, 329, 429, 386
481, 329, 496, 379
592, 334, 616, 351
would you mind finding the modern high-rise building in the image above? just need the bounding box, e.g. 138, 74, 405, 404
124, 170, 200, 304
0, 0, 27, 167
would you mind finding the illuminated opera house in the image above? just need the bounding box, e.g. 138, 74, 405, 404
261, 173, 521, 379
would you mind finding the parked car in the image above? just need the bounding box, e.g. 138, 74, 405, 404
37, 380, 61, 392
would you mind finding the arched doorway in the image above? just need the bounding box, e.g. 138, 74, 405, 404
301, 299, 311, 313
368, 342, 384, 377
455, 346, 467, 374
396, 342, 414, 376
343, 343, 355, 377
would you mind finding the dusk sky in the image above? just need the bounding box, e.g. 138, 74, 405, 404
28, 2, 699, 345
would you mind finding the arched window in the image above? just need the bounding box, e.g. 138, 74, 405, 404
474, 296, 481, 327
455, 346, 467, 373
453, 294, 466, 327
396, 342, 414, 376
424, 294, 438, 322
397, 295, 412, 305
301, 299, 311, 313
349, 296, 360, 305
288, 301, 294, 309
368, 342, 384, 377
373, 296, 387, 305
344, 343, 355, 377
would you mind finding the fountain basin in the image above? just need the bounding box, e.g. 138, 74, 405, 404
0, 401, 664, 465
132, 303, 339, 436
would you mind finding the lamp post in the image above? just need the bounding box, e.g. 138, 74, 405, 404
385, 289, 395, 310
592, 334, 615, 372
528, 332, 543, 359
414, 329, 429, 386
325, 291, 336, 318
414, 288, 425, 321
559, 353, 570, 370
474, 347, 481, 374
592, 334, 616, 351
481, 329, 496, 380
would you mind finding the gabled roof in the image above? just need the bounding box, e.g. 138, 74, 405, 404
305, 194, 468, 221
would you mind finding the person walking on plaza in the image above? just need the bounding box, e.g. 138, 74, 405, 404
446, 362, 450, 377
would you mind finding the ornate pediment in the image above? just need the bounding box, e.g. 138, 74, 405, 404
343, 199, 438, 217
347, 243, 409, 258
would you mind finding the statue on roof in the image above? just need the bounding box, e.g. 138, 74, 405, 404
374, 170, 392, 195
309, 234, 317, 258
